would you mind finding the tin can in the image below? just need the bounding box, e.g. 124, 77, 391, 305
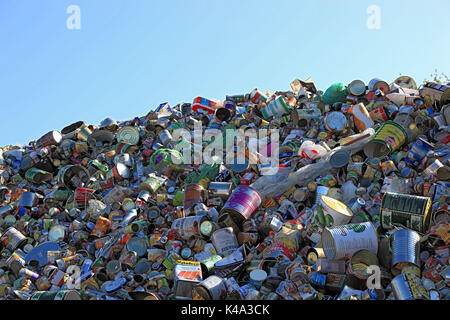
117, 126, 140, 145
183, 184, 204, 214
368, 78, 390, 93
380, 192, 432, 233
211, 227, 239, 257
391, 229, 421, 272
363, 121, 408, 158
310, 272, 327, 288
57, 165, 90, 191
200, 255, 222, 277
30, 290, 82, 300
249, 269, 267, 290
192, 275, 227, 300
174, 260, 203, 299
348, 249, 379, 280
321, 222, 378, 260
261, 96, 290, 119
349, 103, 374, 132
171, 216, 207, 240
208, 182, 232, 199
220, 185, 262, 226
391, 273, 429, 300
1, 227, 27, 252
348, 80, 366, 96
315, 186, 329, 206
35, 130, 63, 148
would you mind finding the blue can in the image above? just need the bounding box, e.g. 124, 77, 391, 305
310, 272, 326, 288
405, 138, 434, 167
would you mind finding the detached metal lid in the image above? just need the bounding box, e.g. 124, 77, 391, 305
330, 151, 350, 168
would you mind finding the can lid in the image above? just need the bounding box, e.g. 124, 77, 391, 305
330, 151, 350, 168
200, 221, 215, 237
250, 269, 268, 282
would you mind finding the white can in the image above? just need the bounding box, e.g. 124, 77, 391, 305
211, 227, 239, 257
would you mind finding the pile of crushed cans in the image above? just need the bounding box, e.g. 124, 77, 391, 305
0, 76, 449, 300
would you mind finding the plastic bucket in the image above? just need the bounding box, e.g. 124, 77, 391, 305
321, 222, 378, 260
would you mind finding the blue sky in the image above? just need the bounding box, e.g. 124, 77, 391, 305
0, 0, 449, 146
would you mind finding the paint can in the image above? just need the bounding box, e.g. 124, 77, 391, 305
35, 130, 63, 148
208, 182, 232, 199
220, 185, 262, 226
183, 183, 205, 214
30, 290, 82, 300
200, 255, 222, 277
171, 215, 207, 240
380, 192, 432, 233
192, 275, 227, 300
1, 227, 27, 252
249, 88, 268, 104
391, 273, 429, 300
363, 121, 407, 158
215, 108, 232, 123
211, 227, 239, 256
391, 229, 421, 273
321, 222, 378, 260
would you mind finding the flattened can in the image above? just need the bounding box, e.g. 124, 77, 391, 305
321, 222, 378, 260
192, 275, 227, 300
211, 227, 239, 257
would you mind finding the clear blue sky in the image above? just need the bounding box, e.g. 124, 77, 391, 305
1, 0, 449, 147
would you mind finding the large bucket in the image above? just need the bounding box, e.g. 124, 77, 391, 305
363, 121, 407, 158
211, 227, 239, 257
321, 222, 378, 260
56, 165, 90, 191
220, 185, 262, 226
380, 192, 432, 233
391, 229, 421, 272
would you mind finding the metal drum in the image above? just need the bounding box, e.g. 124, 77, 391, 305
183, 183, 205, 214
391, 229, 421, 272
220, 185, 262, 226
211, 227, 239, 257
380, 192, 432, 233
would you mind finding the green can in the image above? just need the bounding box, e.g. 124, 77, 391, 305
25, 168, 53, 184
380, 192, 432, 233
